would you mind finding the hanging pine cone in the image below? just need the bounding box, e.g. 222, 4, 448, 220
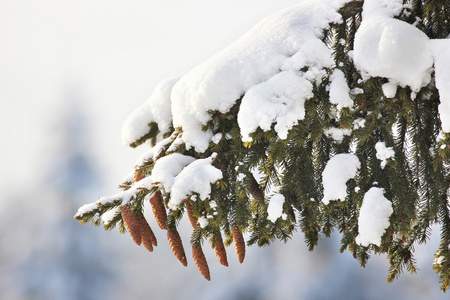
248, 173, 264, 204
213, 234, 228, 267
149, 191, 167, 230
233, 226, 246, 264
137, 213, 157, 251
185, 201, 198, 229
167, 228, 188, 266
133, 168, 145, 182
192, 245, 211, 281
121, 205, 142, 246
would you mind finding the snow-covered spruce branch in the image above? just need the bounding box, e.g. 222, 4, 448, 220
75, 0, 450, 289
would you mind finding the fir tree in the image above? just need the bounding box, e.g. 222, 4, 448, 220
75, 0, 450, 290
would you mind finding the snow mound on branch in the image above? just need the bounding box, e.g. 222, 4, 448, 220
329, 69, 353, 110
169, 154, 222, 209
122, 77, 180, 146
381, 81, 397, 98
356, 187, 393, 247
324, 127, 352, 143
151, 153, 196, 192
375, 141, 395, 168
322, 153, 360, 205
267, 193, 285, 222
354, 0, 433, 92
238, 71, 313, 142
169, 0, 351, 151
430, 39, 450, 133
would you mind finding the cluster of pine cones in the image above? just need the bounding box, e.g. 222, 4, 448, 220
120, 171, 246, 281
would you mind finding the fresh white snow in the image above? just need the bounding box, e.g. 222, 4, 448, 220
430, 39, 450, 133
101, 206, 121, 225
122, 77, 180, 146
324, 127, 352, 143
356, 187, 393, 247
329, 69, 353, 110
267, 193, 285, 222
169, 154, 223, 209
198, 217, 209, 228
354, 0, 433, 92
322, 153, 361, 205
151, 153, 196, 192
381, 81, 397, 98
375, 141, 395, 168
238, 71, 312, 142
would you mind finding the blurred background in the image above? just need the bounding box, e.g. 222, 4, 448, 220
0, 0, 447, 299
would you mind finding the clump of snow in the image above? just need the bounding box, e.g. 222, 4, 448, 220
329, 69, 353, 110
361, 0, 403, 19
350, 88, 364, 95
267, 193, 285, 222
433, 255, 445, 267
122, 170, 135, 183
353, 118, 366, 130
134, 149, 154, 168
354, 0, 433, 92
209, 200, 218, 210
169, 154, 223, 209
101, 206, 121, 225
238, 71, 313, 142
167, 0, 351, 151
375, 141, 395, 168
198, 217, 209, 229
356, 187, 393, 247
211, 133, 223, 144
430, 39, 450, 133
75, 202, 100, 218
322, 153, 361, 205
324, 127, 352, 143
382, 81, 397, 98
151, 153, 196, 192
122, 77, 179, 146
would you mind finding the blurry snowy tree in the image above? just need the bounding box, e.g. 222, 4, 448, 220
75, 0, 450, 290
17, 90, 115, 300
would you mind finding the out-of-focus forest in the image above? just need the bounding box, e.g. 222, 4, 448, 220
0, 1, 447, 299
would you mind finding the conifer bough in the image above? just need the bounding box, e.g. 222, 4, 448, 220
75, 0, 450, 290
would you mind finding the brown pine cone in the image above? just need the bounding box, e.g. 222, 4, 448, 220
185, 201, 198, 229
121, 205, 142, 246
167, 228, 188, 267
133, 169, 145, 182
249, 174, 264, 204
192, 245, 211, 281
213, 234, 228, 267
233, 226, 246, 264
149, 191, 167, 230
137, 213, 157, 252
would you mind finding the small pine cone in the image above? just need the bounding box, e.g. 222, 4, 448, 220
185, 201, 198, 229
121, 205, 141, 246
137, 213, 157, 251
213, 234, 228, 267
192, 245, 211, 281
249, 174, 264, 204
167, 228, 188, 267
149, 191, 167, 230
133, 169, 145, 182
233, 226, 246, 264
